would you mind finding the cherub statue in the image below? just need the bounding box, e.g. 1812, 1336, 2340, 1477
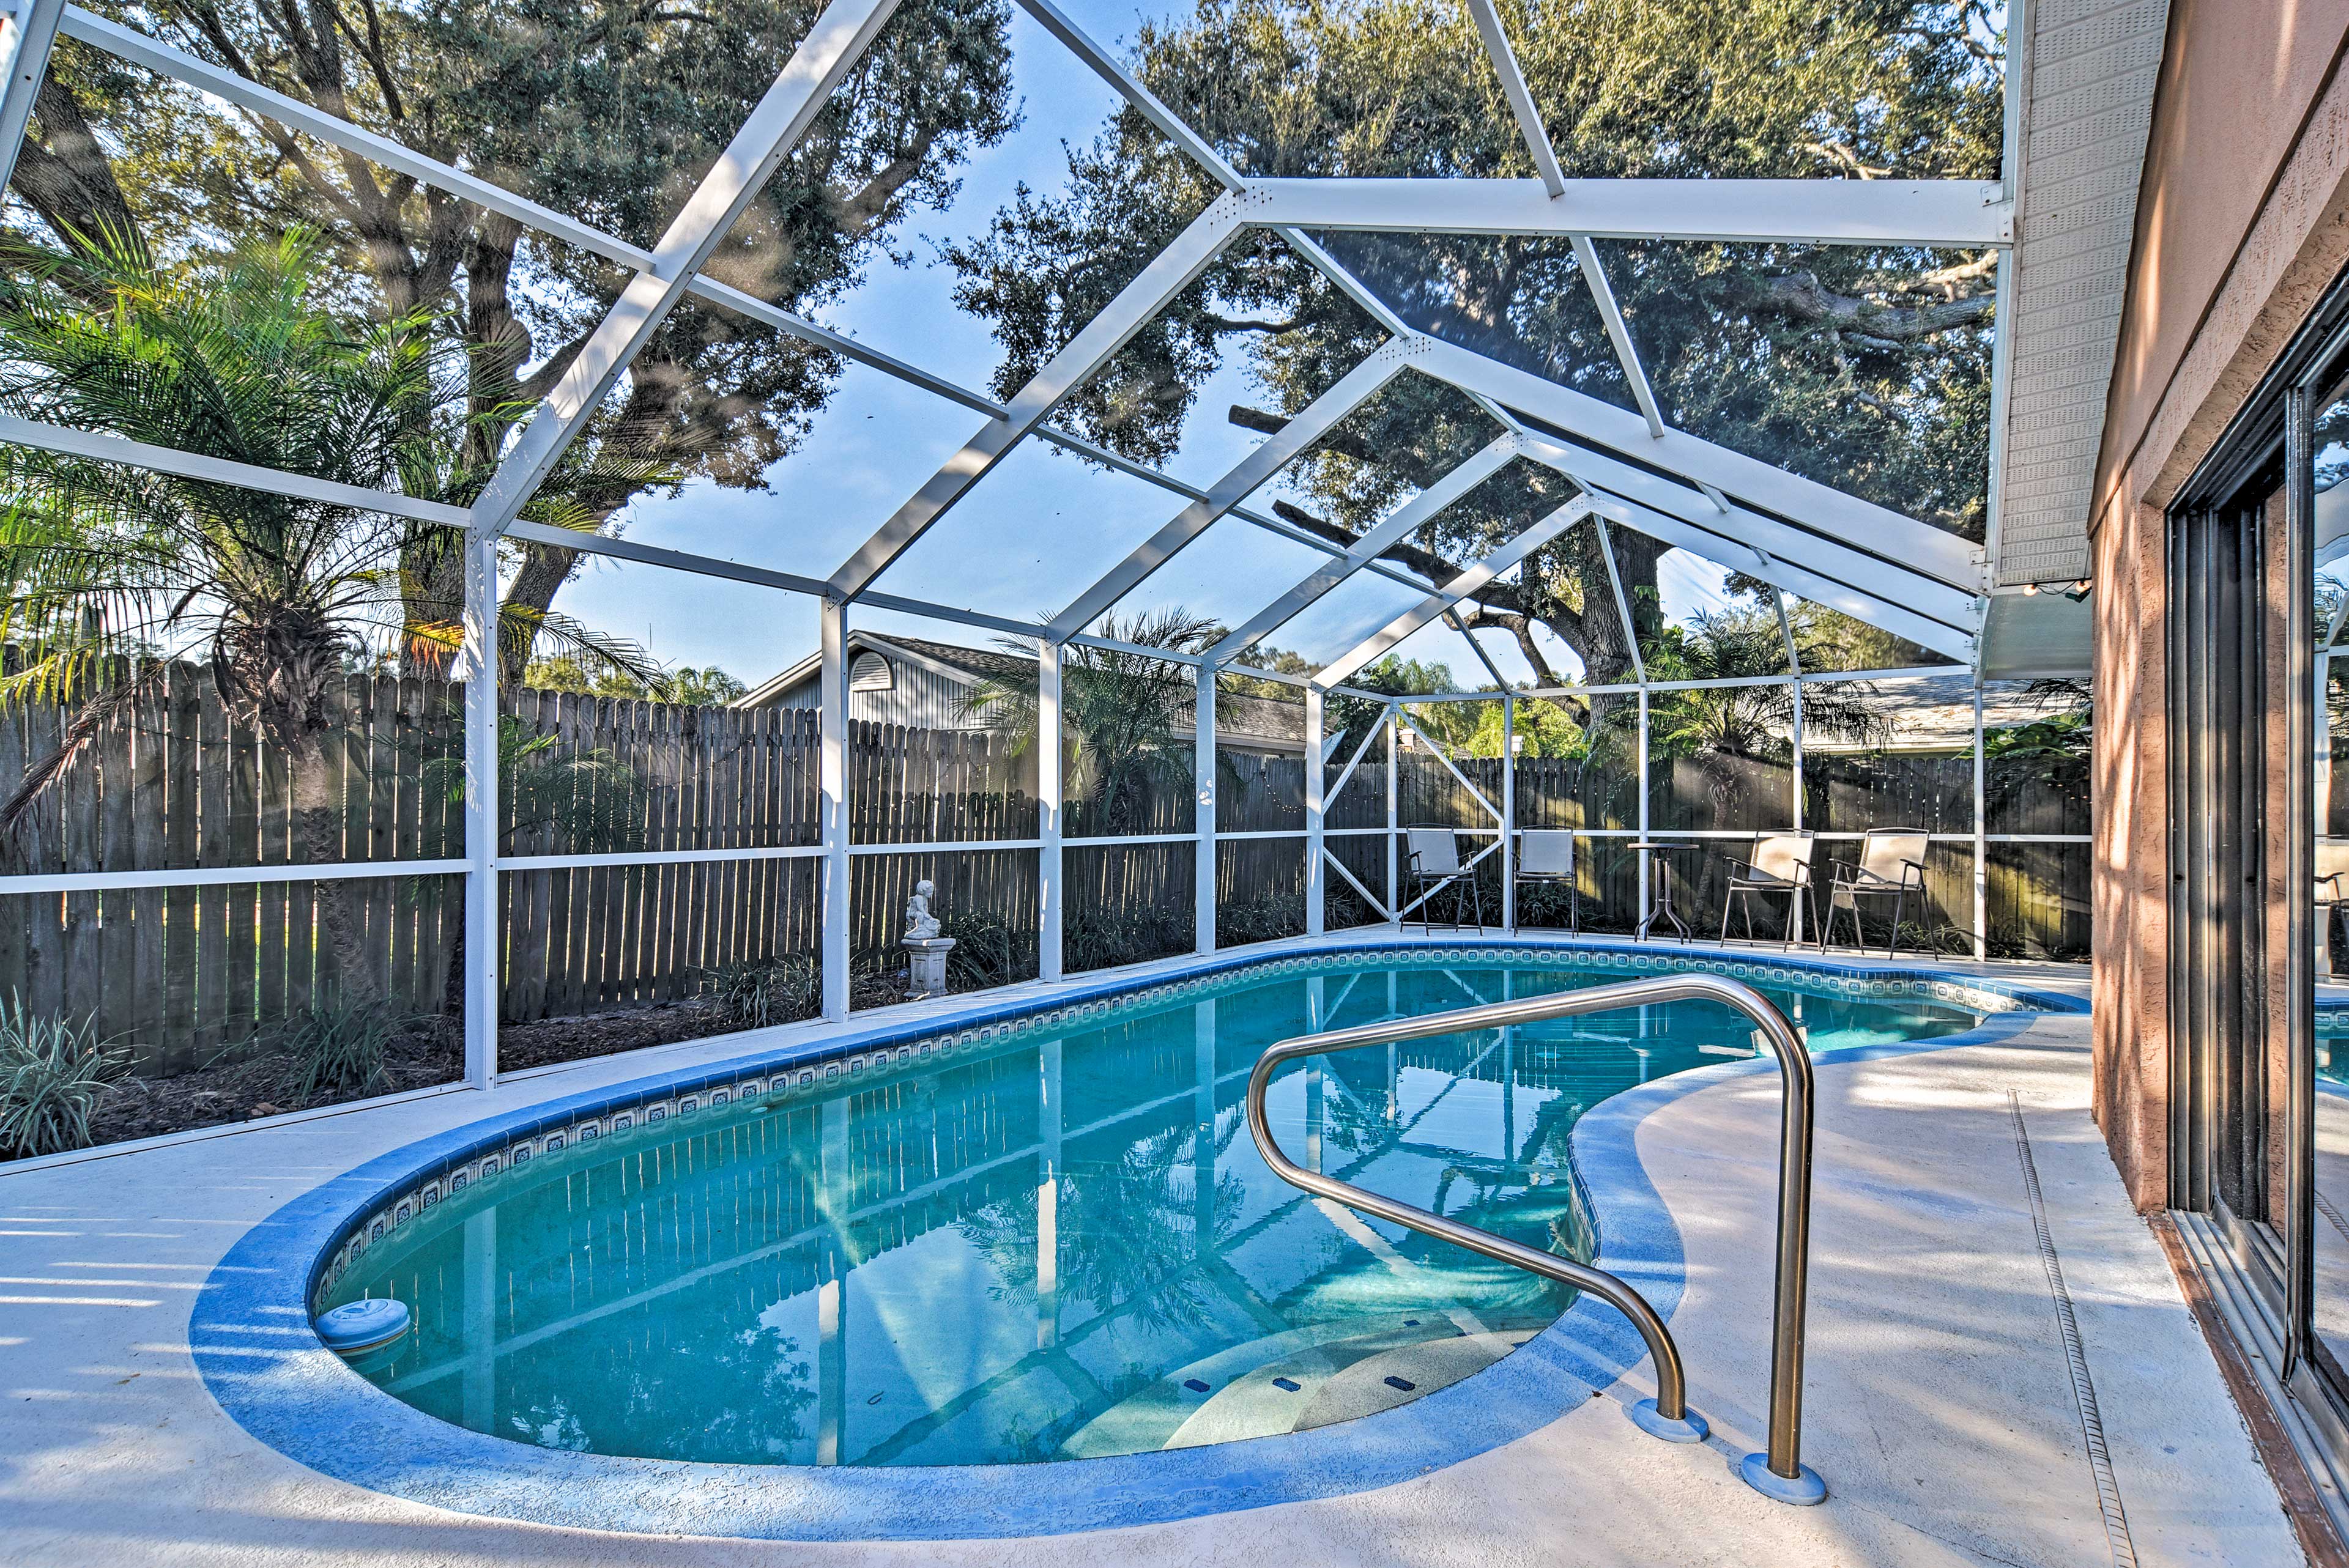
904, 879, 942, 941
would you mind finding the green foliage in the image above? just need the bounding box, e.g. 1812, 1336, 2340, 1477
0, 232, 438, 733
1643, 609, 1893, 761
1984, 713, 2090, 765
1214, 891, 1310, 948
697, 955, 820, 1030
0, 231, 661, 793
1403, 694, 1587, 760
941, 911, 1035, 989
1985, 681, 2091, 806
961, 607, 1220, 834
256, 997, 411, 1105
1326, 653, 1457, 752
29, 4, 1018, 522
1067, 905, 1195, 972
20, 0, 1022, 681
0, 996, 125, 1159
425, 716, 649, 855
524, 656, 749, 706
1215, 643, 1316, 700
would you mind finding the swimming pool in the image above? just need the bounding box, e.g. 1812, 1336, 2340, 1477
314, 950, 1998, 1470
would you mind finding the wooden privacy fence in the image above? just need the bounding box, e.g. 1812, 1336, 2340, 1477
0, 660, 464, 1077
0, 662, 2091, 1075
0, 671, 1048, 1070
1376, 745, 2089, 955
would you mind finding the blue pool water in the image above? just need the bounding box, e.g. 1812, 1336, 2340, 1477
322, 958, 1990, 1468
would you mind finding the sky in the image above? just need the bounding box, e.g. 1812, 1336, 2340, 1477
543, 5, 1748, 698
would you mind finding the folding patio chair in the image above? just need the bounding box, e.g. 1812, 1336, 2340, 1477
2318, 840, 2349, 975
1718, 830, 1817, 949
1514, 829, 1579, 932
1820, 829, 1932, 958
1404, 826, 1486, 933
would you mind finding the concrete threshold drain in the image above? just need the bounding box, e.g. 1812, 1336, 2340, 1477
2010, 1091, 2138, 1567
1245, 972, 1827, 1505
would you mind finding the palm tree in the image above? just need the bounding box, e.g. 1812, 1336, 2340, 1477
959, 607, 1223, 835
1644, 609, 1892, 761
0, 231, 653, 1000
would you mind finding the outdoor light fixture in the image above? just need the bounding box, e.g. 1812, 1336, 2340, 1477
2061, 580, 2093, 603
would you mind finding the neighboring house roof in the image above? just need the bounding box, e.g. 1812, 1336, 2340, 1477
1803, 674, 2071, 754
737, 632, 1308, 749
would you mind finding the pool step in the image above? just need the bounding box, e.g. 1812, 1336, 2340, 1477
1162, 1325, 1535, 1448
1295, 1331, 1526, 1430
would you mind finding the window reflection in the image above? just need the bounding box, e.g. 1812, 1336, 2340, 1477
2312, 381, 2349, 1375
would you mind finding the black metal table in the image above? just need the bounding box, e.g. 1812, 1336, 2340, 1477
1632, 840, 1701, 942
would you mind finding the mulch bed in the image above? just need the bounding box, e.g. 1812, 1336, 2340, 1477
84, 1026, 469, 1147
61, 969, 929, 1154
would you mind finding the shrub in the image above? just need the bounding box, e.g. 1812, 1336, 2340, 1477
942, 911, 1035, 989
0, 996, 127, 1159
1066, 905, 1192, 971
259, 997, 409, 1104
1215, 892, 1307, 949
698, 955, 820, 1029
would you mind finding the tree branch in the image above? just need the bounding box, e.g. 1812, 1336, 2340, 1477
1454, 605, 1560, 686
1231, 402, 1381, 466
1735, 270, 1994, 343
1201, 313, 1308, 335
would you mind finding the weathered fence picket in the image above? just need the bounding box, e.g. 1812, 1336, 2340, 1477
0, 663, 2090, 1074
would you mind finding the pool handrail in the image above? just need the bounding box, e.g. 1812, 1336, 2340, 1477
1242, 971, 1824, 1504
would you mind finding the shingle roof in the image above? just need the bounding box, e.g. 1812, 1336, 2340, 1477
740, 632, 1308, 747
871, 635, 1036, 684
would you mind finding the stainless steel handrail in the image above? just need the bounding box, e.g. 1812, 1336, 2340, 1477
1243, 971, 1826, 1504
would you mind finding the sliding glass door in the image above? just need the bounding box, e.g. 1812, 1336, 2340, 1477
2168, 467, 2282, 1260
2307, 371, 2349, 1394
2174, 270, 2349, 1427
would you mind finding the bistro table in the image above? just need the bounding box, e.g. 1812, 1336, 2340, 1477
1630, 840, 1703, 942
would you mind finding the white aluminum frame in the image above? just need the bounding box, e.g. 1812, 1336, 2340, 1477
1316, 498, 1590, 687
1243, 177, 2013, 246
830, 193, 1250, 599
1053, 339, 1426, 638
0, 0, 63, 195
469, 0, 905, 536
0, 0, 2056, 1095
1203, 432, 1520, 662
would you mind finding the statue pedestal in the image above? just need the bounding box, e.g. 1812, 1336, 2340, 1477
904, 936, 955, 999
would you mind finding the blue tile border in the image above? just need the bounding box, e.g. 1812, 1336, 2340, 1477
188, 936, 2073, 1542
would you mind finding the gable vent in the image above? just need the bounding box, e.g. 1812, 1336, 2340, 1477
848, 651, 895, 692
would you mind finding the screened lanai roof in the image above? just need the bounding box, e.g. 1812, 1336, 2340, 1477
0, 0, 2118, 690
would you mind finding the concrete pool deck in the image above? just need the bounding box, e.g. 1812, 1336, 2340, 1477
0, 933, 2309, 1566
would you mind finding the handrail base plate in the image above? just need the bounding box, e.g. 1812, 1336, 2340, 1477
1740, 1451, 1828, 1506
1627, 1397, 1710, 1444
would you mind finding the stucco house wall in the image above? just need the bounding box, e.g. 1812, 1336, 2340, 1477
2090, 1, 2349, 1207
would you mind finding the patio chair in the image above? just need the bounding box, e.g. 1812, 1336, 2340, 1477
1514, 829, 1579, 932
2318, 840, 2349, 975
1404, 826, 1486, 933
1820, 829, 1932, 959
1718, 830, 1817, 949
